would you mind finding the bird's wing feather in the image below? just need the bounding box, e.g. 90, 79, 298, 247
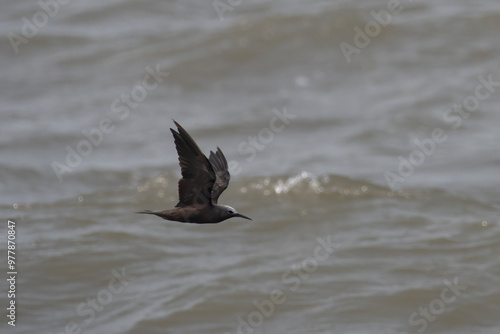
171, 121, 215, 208
209, 147, 230, 204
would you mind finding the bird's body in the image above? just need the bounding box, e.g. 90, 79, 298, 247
138, 204, 241, 224
137, 121, 251, 224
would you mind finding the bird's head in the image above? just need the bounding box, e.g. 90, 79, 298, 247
219, 205, 252, 221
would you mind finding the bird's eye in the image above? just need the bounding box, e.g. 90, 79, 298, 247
226, 210, 233, 214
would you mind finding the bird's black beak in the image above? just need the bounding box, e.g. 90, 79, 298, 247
234, 213, 252, 220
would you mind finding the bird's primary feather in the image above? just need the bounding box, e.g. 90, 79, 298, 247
209, 147, 230, 204
170, 121, 216, 208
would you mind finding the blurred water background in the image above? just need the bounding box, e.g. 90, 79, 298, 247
1, 0, 500, 333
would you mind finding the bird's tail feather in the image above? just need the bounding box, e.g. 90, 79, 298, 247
136, 210, 156, 215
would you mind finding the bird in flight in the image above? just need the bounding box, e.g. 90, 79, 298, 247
137, 121, 251, 224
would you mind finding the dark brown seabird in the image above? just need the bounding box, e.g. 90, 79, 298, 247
137, 121, 251, 224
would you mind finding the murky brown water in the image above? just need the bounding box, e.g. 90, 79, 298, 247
1, 1, 500, 333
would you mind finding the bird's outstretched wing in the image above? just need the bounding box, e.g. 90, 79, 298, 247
209, 147, 230, 204
170, 121, 215, 208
